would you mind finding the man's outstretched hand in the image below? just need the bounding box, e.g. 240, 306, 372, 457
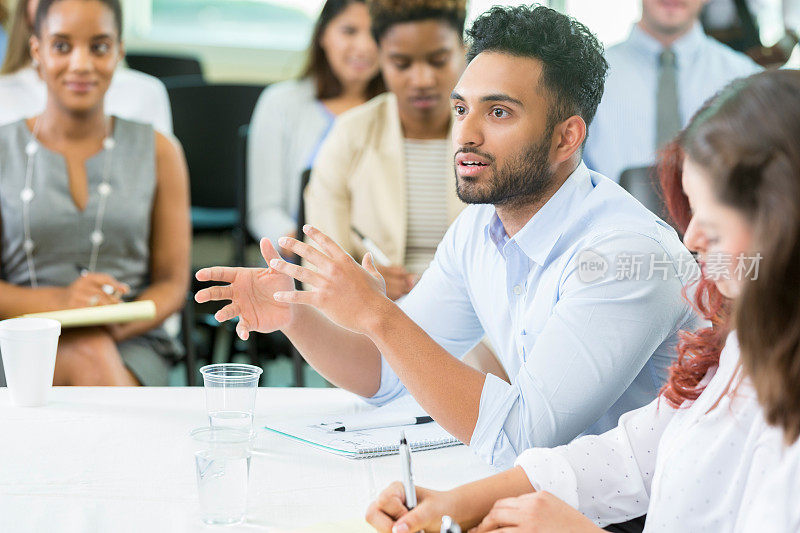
268, 224, 391, 335
195, 238, 295, 340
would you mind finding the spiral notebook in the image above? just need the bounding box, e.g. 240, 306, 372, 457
264, 395, 462, 459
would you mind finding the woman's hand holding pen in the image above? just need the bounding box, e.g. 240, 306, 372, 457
267, 225, 392, 335
61, 273, 129, 309
365, 482, 455, 533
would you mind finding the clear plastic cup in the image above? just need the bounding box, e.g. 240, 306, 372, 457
191, 427, 252, 525
0, 317, 61, 407
199, 363, 262, 434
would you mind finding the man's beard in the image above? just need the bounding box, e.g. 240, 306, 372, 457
455, 134, 555, 207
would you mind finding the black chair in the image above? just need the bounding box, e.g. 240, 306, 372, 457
237, 127, 307, 386
619, 166, 669, 222
126, 53, 204, 81
288, 168, 314, 387
169, 82, 265, 372
180, 292, 199, 386
167, 81, 265, 243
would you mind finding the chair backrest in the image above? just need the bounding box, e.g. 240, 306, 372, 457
293, 168, 312, 287
126, 53, 204, 81
618, 165, 670, 222
167, 82, 266, 210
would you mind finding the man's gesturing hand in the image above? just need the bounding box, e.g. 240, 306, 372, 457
268, 225, 391, 335
195, 239, 295, 340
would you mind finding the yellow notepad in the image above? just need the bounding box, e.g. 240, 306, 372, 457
22, 300, 156, 327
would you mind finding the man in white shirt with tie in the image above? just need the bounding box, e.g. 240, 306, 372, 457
196, 5, 701, 471
584, 0, 760, 184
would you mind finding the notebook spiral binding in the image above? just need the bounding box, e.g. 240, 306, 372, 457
356, 437, 461, 458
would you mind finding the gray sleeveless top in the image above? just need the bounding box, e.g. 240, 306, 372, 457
0, 117, 176, 353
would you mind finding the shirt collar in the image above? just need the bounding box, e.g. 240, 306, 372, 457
483, 162, 593, 266
627, 21, 706, 63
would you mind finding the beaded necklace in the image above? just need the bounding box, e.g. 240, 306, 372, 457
22, 116, 116, 288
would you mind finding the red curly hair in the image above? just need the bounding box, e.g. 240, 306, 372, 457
657, 141, 731, 408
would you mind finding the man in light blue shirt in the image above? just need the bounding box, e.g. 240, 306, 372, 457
196, 5, 701, 470
585, 0, 760, 183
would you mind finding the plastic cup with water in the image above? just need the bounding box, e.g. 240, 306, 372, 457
191, 426, 252, 525
0, 317, 61, 407
199, 363, 262, 433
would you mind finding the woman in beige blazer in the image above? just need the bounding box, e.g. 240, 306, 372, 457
305, 0, 466, 301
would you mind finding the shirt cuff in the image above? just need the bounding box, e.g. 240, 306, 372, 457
361, 355, 407, 406
515, 448, 580, 510
469, 372, 520, 469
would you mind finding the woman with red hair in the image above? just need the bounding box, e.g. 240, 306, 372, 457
366, 69, 800, 533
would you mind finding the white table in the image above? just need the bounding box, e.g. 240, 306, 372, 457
0, 387, 497, 532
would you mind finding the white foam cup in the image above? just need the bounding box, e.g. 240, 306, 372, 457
0, 318, 61, 407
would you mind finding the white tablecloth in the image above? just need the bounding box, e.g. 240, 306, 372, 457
0, 387, 496, 532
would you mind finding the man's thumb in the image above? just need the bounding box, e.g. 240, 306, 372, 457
362, 252, 381, 277
261, 238, 279, 264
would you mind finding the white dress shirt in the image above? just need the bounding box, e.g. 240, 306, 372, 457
516, 333, 781, 531
247, 78, 334, 245
365, 162, 701, 469
736, 429, 800, 532
0, 66, 172, 134
584, 23, 760, 182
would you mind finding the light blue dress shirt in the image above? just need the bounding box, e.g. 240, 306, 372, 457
584, 23, 760, 183
364, 162, 702, 469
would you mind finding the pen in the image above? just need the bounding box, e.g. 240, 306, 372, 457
440, 516, 461, 533
400, 431, 417, 509
332, 415, 433, 432
75, 264, 123, 299
351, 226, 391, 266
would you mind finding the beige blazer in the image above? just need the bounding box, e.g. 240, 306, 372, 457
304, 93, 464, 266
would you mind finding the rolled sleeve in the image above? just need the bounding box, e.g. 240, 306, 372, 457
361, 353, 406, 406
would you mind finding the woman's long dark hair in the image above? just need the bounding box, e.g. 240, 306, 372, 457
302, 0, 384, 100
662, 70, 800, 444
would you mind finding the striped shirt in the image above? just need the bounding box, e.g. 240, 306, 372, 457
403, 138, 452, 275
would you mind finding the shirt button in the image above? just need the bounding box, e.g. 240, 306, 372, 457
513, 285, 523, 296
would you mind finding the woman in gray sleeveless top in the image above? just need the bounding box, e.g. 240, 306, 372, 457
0, 0, 190, 386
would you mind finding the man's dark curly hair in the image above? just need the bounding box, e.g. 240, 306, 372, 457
466, 4, 608, 130
368, 0, 466, 44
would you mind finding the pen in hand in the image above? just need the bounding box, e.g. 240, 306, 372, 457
400, 430, 417, 510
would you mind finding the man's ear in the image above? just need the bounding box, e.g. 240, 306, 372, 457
551, 115, 586, 164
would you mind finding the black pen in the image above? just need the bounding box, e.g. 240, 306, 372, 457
331, 415, 433, 432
